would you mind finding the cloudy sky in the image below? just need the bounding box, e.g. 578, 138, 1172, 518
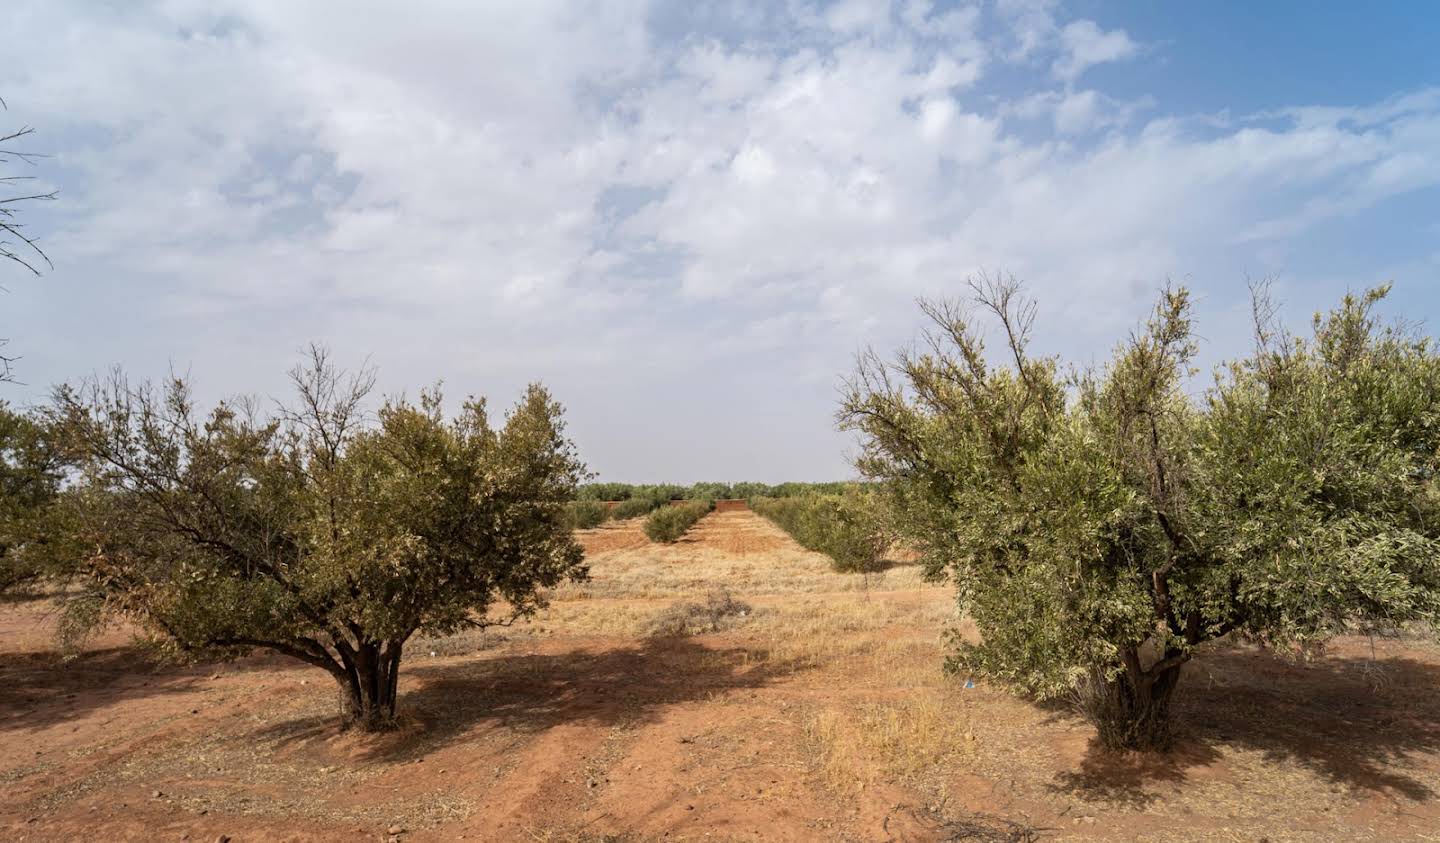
3, 1, 1439, 482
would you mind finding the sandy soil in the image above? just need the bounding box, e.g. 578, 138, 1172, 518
4, 510, 1440, 841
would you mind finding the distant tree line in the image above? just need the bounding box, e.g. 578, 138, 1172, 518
566, 481, 865, 532
575, 481, 856, 503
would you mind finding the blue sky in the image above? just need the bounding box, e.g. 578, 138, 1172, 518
2, 1, 1438, 482
1096, 3, 1440, 113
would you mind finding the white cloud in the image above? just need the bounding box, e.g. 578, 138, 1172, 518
918, 97, 957, 140
826, 0, 893, 34
994, 2, 1136, 83
1054, 19, 1139, 82
2, 0, 1439, 481
731, 144, 778, 185
996, 0, 1060, 60
1008, 87, 1147, 135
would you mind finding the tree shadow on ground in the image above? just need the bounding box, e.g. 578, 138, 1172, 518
0, 646, 207, 734
1052, 642, 1440, 806
0, 589, 60, 606
886, 805, 1045, 843
0, 640, 319, 735
1050, 740, 1221, 808
251, 635, 800, 764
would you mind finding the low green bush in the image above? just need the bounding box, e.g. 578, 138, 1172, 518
609, 496, 663, 520
643, 499, 712, 543
566, 499, 609, 529
751, 488, 891, 573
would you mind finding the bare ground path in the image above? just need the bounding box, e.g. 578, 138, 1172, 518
4, 511, 1440, 841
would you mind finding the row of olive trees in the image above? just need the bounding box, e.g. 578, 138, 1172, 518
576, 481, 853, 502
564, 487, 677, 528
750, 489, 892, 574
843, 279, 1440, 750
8, 273, 1438, 754
2, 348, 588, 731
643, 499, 712, 542
567, 483, 865, 532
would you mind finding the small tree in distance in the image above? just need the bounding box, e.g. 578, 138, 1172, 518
841, 276, 1440, 750
53, 348, 588, 730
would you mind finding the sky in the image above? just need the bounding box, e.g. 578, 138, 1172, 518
2, 0, 1439, 483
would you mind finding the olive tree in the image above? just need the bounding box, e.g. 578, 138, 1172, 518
841, 278, 1440, 750
53, 349, 588, 730
750, 488, 892, 574
0, 402, 72, 593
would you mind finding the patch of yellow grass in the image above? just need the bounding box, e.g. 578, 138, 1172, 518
520, 599, 665, 638
517, 589, 958, 670
561, 511, 940, 601
744, 592, 956, 669
805, 693, 977, 795
557, 544, 933, 600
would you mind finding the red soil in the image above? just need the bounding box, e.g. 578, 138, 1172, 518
5, 513, 1440, 841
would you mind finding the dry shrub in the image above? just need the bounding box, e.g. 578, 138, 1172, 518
645, 588, 752, 637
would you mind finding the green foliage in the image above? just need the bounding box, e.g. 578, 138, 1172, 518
0, 403, 76, 593
643, 499, 712, 543
685, 481, 734, 501
727, 482, 773, 500
566, 499, 609, 529
764, 481, 853, 498
575, 480, 854, 504
751, 488, 892, 573
576, 482, 634, 502
841, 278, 1440, 750
608, 496, 662, 520
51, 348, 588, 730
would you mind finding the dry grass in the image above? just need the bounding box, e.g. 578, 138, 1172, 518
644, 589, 754, 637
805, 694, 978, 794
9, 510, 1440, 842
562, 521, 1440, 841
561, 511, 934, 601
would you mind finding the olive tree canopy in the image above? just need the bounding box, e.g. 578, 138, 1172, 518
841, 279, 1440, 750
54, 349, 588, 729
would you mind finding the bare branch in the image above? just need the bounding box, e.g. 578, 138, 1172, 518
1, 97, 55, 380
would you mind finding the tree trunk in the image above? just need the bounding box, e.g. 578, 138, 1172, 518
1078, 656, 1184, 751
335, 640, 403, 731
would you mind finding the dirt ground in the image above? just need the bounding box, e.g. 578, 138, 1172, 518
5, 511, 1440, 842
